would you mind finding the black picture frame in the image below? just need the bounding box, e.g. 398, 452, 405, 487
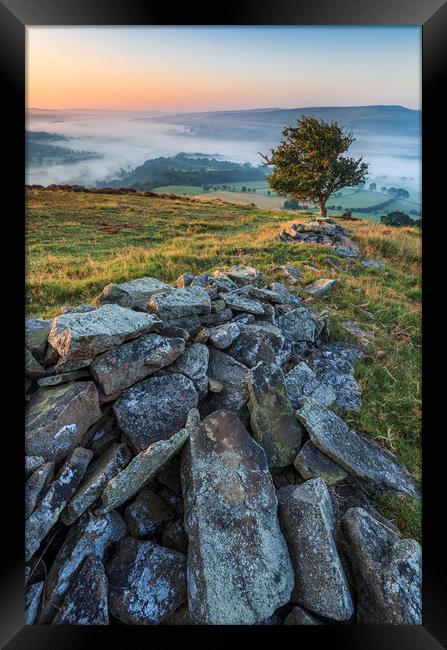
1, 0, 445, 647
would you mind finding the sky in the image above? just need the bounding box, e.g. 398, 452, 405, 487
27, 26, 421, 112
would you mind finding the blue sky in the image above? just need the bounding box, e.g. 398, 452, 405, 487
27, 26, 421, 111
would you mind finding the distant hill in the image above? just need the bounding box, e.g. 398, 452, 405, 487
145, 105, 421, 142
103, 152, 266, 190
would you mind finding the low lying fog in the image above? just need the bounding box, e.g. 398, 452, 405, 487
26, 110, 421, 193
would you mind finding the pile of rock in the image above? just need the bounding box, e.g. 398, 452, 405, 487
25, 264, 421, 626
277, 217, 360, 258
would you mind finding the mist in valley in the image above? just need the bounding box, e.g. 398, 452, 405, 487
26, 107, 421, 197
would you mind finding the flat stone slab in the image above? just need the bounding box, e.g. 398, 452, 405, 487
41, 510, 126, 623
340, 507, 421, 624
124, 488, 175, 538
49, 304, 160, 360
226, 264, 262, 286
278, 479, 354, 621
52, 555, 109, 625
200, 348, 249, 418
225, 324, 289, 368
113, 373, 197, 452
305, 278, 338, 297
25, 381, 101, 462
62, 442, 132, 525
296, 398, 420, 498
107, 537, 187, 624
249, 286, 286, 303
294, 440, 347, 484
181, 409, 294, 624
25, 447, 93, 561
165, 343, 209, 398
90, 333, 185, 395
248, 362, 302, 467
223, 293, 265, 315
97, 276, 171, 310
149, 286, 211, 320
37, 369, 91, 387
100, 425, 189, 512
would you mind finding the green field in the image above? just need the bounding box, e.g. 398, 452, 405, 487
25, 187, 421, 540
148, 181, 421, 223
151, 185, 204, 195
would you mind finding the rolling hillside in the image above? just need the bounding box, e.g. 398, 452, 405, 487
25, 186, 421, 540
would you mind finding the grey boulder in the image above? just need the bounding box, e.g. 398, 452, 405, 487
49, 304, 160, 360
277, 307, 324, 344
100, 425, 189, 512
41, 510, 126, 623
200, 348, 249, 418
25, 461, 54, 519
90, 333, 185, 395
113, 373, 198, 452
165, 343, 209, 398
25, 318, 51, 364
97, 276, 171, 310
277, 478, 354, 621
149, 286, 211, 320
296, 398, 420, 498
107, 537, 187, 624
25, 381, 101, 462
340, 507, 421, 624
225, 323, 289, 368
61, 442, 132, 525
248, 361, 302, 467
124, 488, 175, 538
208, 322, 240, 350
25, 447, 93, 561
181, 409, 294, 624
294, 441, 347, 485
52, 555, 109, 625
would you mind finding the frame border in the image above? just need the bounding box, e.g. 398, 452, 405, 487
2, 0, 446, 646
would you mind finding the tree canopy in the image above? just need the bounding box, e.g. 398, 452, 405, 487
261, 116, 368, 216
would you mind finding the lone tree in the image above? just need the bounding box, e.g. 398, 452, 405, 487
260, 116, 368, 217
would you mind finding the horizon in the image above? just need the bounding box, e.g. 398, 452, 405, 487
27, 103, 420, 115
27, 26, 421, 112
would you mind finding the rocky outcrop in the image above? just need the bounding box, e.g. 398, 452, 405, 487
24, 264, 421, 626
277, 219, 360, 258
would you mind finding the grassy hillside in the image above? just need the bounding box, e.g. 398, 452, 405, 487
25, 187, 421, 539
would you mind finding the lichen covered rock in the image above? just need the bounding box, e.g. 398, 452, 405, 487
181, 409, 294, 624
107, 537, 187, 624
277, 478, 353, 621
113, 373, 198, 452
248, 362, 302, 467
340, 507, 421, 624
25, 381, 101, 462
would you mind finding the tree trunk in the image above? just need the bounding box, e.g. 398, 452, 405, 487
318, 201, 327, 217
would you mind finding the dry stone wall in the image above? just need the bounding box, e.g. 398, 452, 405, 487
25, 261, 421, 625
